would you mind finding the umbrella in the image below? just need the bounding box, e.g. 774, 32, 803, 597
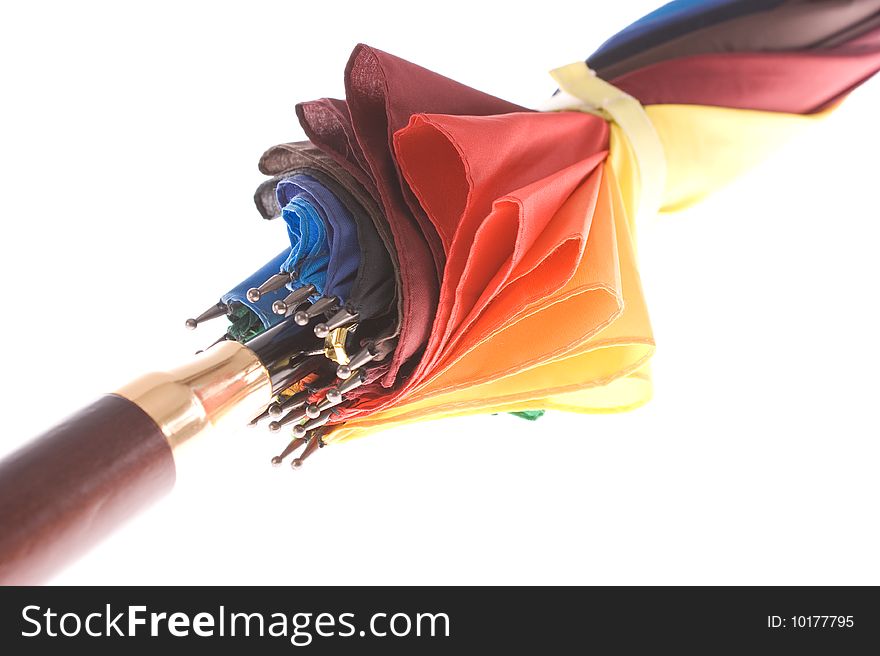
315, 20, 880, 440
2, 0, 879, 583
194, 4, 880, 441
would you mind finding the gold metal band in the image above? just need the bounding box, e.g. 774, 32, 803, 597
115, 341, 272, 450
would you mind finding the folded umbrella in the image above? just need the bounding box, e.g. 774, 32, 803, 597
3, 1, 880, 584
323, 28, 880, 439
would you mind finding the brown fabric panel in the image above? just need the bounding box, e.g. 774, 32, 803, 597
0, 394, 175, 584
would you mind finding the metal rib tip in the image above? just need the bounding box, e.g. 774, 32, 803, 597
295, 296, 338, 327
318, 308, 360, 337
185, 301, 227, 330
338, 343, 379, 378
304, 371, 341, 397
291, 431, 324, 469
203, 333, 230, 351
267, 402, 283, 418
249, 405, 274, 426
272, 284, 316, 316
305, 403, 321, 419
268, 420, 282, 432
271, 435, 309, 466
317, 370, 366, 412
292, 424, 307, 439
302, 409, 333, 432
315, 393, 341, 414
338, 369, 367, 395
272, 404, 309, 430
247, 271, 294, 303
195, 332, 230, 355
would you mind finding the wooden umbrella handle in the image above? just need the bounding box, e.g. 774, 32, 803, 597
0, 395, 176, 585
0, 341, 273, 584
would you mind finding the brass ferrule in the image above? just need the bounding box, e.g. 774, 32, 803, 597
115, 341, 272, 450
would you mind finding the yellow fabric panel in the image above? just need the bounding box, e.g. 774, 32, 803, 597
648, 103, 831, 211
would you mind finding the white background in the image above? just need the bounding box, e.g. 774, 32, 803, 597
0, 0, 878, 585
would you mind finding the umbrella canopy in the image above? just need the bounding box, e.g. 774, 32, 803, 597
188, 1, 880, 456
317, 25, 878, 442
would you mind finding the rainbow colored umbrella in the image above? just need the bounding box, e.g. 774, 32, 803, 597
1, 0, 878, 583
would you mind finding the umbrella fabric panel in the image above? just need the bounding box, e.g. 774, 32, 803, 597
611, 36, 880, 114
275, 193, 329, 294
588, 0, 777, 71
646, 104, 831, 211
275, 174, 360, 303
591, 0, 880, 79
